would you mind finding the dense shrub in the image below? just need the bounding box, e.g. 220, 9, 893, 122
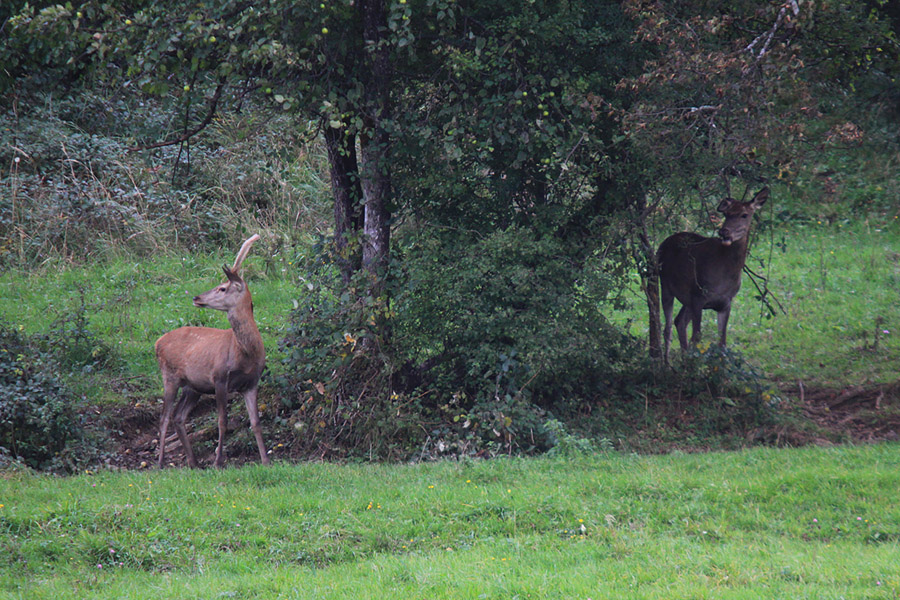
279, 227, 660, 458
675, 345, 782, 437
0, 321, 81, 470
0, 98, 183, 264
565, 344, 782, 452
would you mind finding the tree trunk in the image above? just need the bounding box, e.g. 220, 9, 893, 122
640, 228, 663, 360
324, 124, 363, 285
358, 0, 392, 297
359, 132, 391, 287
633, 193, 662, 359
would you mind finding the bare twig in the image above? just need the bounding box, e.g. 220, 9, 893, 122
743, 264, 787, 317
127, 81, 225, 152
745, 1, 800, 60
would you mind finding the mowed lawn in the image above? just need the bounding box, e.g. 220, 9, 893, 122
2, 444, 899, 599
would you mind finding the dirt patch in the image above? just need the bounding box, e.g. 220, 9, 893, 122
96, 382, 900, 470
785, 381, 900, 444
93, 396, 281, 470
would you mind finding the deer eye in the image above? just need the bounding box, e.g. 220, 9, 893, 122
219, 286, 227, 292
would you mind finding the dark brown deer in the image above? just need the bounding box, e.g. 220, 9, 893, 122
155, 234, 270, 468
657, 187, 769, 360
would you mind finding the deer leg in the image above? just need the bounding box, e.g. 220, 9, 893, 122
673, 305, 691, 352
242, 387, 271, 465
689, 306, 703, 346
214, 382, 229, 468
157, 379, 179, 468
717, 305, 731, 348
173, 389, 201, 468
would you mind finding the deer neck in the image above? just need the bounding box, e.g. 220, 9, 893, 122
226, 296, 264, 360
721, 234, 751, 267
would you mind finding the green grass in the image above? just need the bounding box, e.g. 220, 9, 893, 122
2, 444, 899, 598
737, 219, 900, 385
0, 251, 299, 399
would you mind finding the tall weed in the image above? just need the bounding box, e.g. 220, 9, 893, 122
1, 94, 330, 267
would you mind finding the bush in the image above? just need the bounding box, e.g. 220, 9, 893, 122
38, 284, 118, 373
570, 344, 783, 452
0, 97, 179, 265
278, 226, 646, 459
393, 227, 635, 409
676, 344, 782, 436
277, 243, 419, 459
0, 321, 81, 470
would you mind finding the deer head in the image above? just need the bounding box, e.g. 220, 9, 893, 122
191, 234, 259, 313
716, 188, 769, 247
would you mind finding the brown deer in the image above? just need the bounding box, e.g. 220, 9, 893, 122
657, 187, 769, 360
155, 234, 270, 468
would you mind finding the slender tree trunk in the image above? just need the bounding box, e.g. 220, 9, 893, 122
359, 132, 391, 285
324, 124, 363, 285
640, 228, 662, 359
358, 0, 392, 297
634, 193, 662, 359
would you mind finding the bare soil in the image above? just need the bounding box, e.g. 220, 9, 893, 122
783, 381, 900, 445
95, 399, 268, 470
92, 380, 900, 471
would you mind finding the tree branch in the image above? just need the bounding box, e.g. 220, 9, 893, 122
127, 81, 225, 152
745, 1, 800, 60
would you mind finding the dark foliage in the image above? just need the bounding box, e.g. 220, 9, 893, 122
0, 321, 80, 470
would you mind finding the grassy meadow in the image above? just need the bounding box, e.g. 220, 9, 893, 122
0, 250, 300, 401
3, 444, 899, 599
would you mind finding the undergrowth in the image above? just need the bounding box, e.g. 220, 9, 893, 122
274, 230, 783, 461
1, 94, 330, 267
0, 320, 98, 471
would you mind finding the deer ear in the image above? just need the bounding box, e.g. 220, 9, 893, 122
751, 187, 769, 207
223, 265, 242, 283
223, 267, 245, 292
717, 198, 734, 213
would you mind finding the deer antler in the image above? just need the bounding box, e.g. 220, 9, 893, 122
231, 234, 260, 273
